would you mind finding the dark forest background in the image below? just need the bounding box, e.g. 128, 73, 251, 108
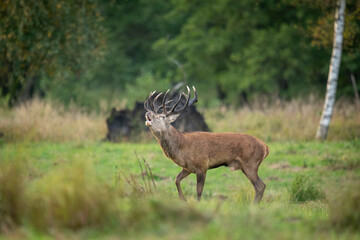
1, 0, 359, 109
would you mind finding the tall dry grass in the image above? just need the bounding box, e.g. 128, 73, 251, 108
205, 97, 360, 141
0, 97, 358, 142
0, 98, 107, 142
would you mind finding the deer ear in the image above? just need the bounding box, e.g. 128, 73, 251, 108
168, 114, 180, 123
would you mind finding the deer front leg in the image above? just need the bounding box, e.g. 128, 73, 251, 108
175, 168, 191, 201
196, 171, 207, 201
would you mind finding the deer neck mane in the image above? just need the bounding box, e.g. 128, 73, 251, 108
155, 125, 184, 160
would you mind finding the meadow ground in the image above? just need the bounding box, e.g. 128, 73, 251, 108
0, 140, 359, 239
0, 99, 359, 239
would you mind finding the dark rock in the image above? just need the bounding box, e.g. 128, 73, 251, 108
105, 90, 210, 142
106, 108, 132, 142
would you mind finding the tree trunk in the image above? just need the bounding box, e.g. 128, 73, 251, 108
315, 0, 346, 140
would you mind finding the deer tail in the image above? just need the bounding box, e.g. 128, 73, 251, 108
263, 144, 270, 161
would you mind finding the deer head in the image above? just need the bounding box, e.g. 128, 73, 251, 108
144, 86, 197, 135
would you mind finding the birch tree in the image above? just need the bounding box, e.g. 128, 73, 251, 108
315, 0, 346, 140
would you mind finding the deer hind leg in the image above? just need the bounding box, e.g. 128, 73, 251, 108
253, 176, 266, 203
175, 168, 191, 201
242, 168, 266, 203
196, 170, 207, 201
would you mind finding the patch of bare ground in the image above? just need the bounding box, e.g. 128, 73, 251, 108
269, 162, 306, 172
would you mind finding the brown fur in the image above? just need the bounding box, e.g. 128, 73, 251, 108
152, 124, 269, 202
145, 87, 268, 202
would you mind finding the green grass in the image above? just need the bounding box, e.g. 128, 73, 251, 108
1, 140, 360, 239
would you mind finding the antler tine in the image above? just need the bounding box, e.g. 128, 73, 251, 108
152, 92, 163, 113
155, 99, 173, 113
162, 89, 170, 114
144, 91, 156, 112
188, 86, 198, 106
184, 85, 191, 106
149, 91, 156, 98
167, 93, 183, 115
154, 92, 163, 102
173, 86, 191, 114
150, 91, 160, 111
165, 99, 174, 105
144, 101, 150, 111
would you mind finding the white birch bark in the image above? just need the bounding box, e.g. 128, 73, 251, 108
315, 0, 346, 140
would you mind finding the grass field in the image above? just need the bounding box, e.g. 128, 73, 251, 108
1, 140, 359, 239
0, 99, 359, 239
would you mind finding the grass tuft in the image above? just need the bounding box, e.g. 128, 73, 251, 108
27, 161, 117, 230
327, 179, 360, 231
289, 175, 324, 203
114, 152, 157, 196
0, 162, 26, 232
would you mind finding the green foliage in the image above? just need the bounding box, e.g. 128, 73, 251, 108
126, 0, 360, 103
1, 0, 360, 108
88, 0, 174, 89
123, 72, 175, 108
153, 0, 331, 103
0, 0, 105, 105
289, 174, 324, 203
87, 0, 359, 106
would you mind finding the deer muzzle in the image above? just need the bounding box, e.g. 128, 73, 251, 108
145, 112, 152, 127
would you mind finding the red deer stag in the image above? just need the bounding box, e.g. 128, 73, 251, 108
144, 86, 269, 202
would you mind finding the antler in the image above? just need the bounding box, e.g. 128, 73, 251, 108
144, 86, 197, 116
144, 90, 173, 113
144, 91, 156, 112
167, 86, 197, 116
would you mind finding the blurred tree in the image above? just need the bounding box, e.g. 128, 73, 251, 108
0, 0, 104, 106
2, 0, 358, 109
308, 0, 360, 97
152, 0, 331, 104
316, 0, 346, 140
90, 0, 177, 88
75, 0, 184, 108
